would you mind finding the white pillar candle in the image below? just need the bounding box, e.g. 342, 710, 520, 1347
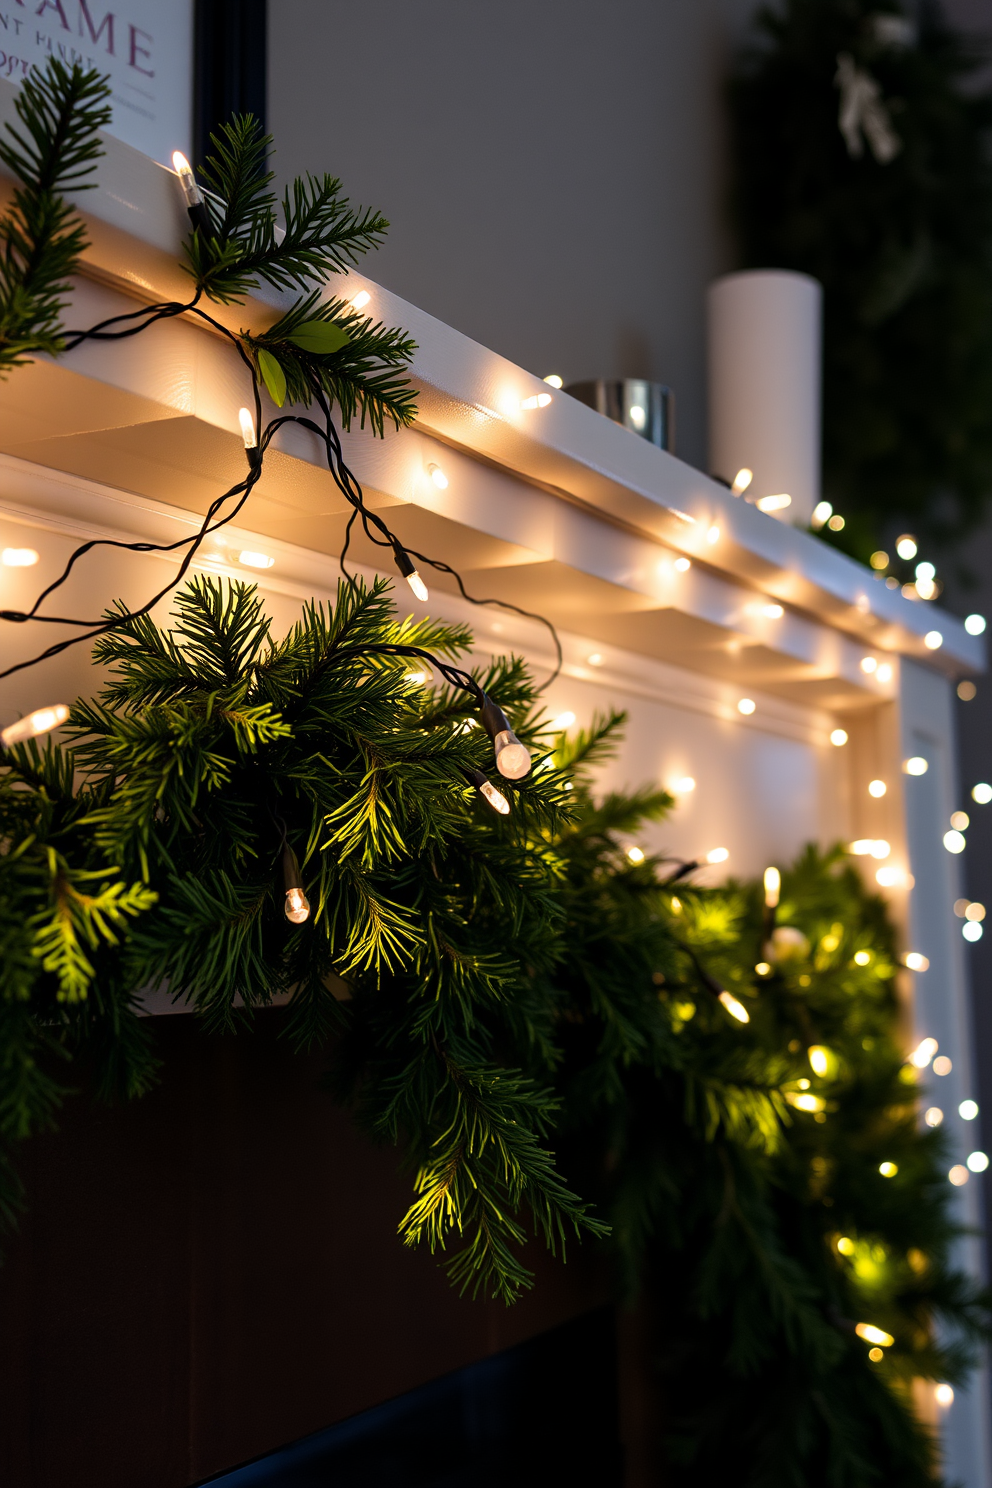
707, 270, 823, 527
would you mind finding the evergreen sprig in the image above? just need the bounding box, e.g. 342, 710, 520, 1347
0, 59, 111, 374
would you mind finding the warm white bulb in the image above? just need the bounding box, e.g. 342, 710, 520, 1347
427, 463, 449, 489
171, 150, 202, 207
673, 556, 691, 572
737, 698, 756, 715
543, 374, 563, 388
756, 493, 791, 513
896, 534, 918, 560
673, 776, 696, 794
763, 866, 781, 908
521, 392, 553, 409
706, 847, 729, 864
960, 1100, 979, 1120
480, 779, 511, 815
849, 840, 873, 856
406, 570, 429, 603
943, 829, 966, 854
903, 757, 928, 775
627, 845, 645, 864
808, 1045, 829, 1077
706, 524, 720, 544
870, 840, 890, 859
965, 613, 986, 635
972, 782, 992, 804
949, 1164, 969, 1186
875, 866, 908, 887
830, 729, 848, 747
855, 1323, 894, 1347
910, 1037, 938, 1068
719, 990, 750, 1023
238, 407, 257, 449
629, 404, 646, 428
761, 603, 784, 619
878, 1162, 898, 1178
551, 711, 576, 730
904, 952, 929, 971
1, 703, 70, 748
172, 150, 191, 174
935, 1384, 955, 1408
811, 500, 833, 529
284, 887, 310, 924
587, 653, 603, 667
731, 467, 753, 494
238, 551, 274, 569
967, 1150, 989, 1173
494, 730, 532, 780
950, 810, 970, 831
868, 779, 886, 798
924, 630, 943, 650
860, 656, 878, 674
1, 547, 38, 566
925, 1107, 943, 1127
963, 921, 983, 942
933, 1055, 953, 1076
350, 289, 371, 311
965, 902, 985, 921
876, 663, 893, 683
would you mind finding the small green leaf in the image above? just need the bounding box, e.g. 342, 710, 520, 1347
257, 347, 287, 406
285, 320, 351, 356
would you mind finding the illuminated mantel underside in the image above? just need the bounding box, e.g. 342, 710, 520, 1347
0, 79, 982, 728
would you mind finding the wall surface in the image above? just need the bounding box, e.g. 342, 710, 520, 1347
267, 0, 759, 473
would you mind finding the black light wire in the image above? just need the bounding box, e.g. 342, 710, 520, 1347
0, 290, 564, 693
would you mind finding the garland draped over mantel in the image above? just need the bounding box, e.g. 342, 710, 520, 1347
0, 57, 987, 1486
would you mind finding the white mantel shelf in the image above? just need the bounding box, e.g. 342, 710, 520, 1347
0, 78, 983, 713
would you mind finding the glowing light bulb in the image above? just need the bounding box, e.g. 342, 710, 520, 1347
965, 614, 986, 635
707, 847, 729, 864
172, 150, 201, 205
964, 921, 983, 942
629, 404, 646, 428
935, 1384, 954, 1408
916, 561, 935, 582
706, 524, 721, 544
811, 501, 833, 529
238, 551, 274, 569
875, 867, 909, 887
960, 1100, 979, 1120
756, 493, 791, 513
910, 1037, 938, 1068
393, 545, 428, 601
903, 757, 928, 775
427, 462, 449, 489
552, 711, 576, 730
868, 779, 886, 797
731, 467, 753, 494
719, 990, 750, 1023
543, 374, 563, 388
627, 846, 645, 864
924, 631, 943, 650
972, 783, 992, 804
949, 1164, 969, 1186
760, 603, 784, 619
1, 703, 69, 748
737, 698, 756, 715
481, 779, 510, 814
837, 1236, 854, 1255
827, 514, 845, 531
673, 776, 696, 794
755, 961, 771, 976
1, 548, 38, 566
896, 534, 918, 560
870, 551, 889, 570
870, 840, 890, 859
967, 1150, 989, 1172
349, 289, 371, 312
238, 407, 257, 449
284, 887, 310, 924
933, 1056, 953, 1076
855, 1323, 894, 1346
854, 950, 871, 966
943, 830, 966, 854
925, 1107, 943, 1127
673, 556, 691, 572
521, 392, 553, 409
904, 952, 929, 971
494, 730, 532, 780
876, 663, 893, 683
764, 866, 781, 908
830, 729, 848, 747
407, 572, 429, 602
965, 903, 985, 922
587, 653, 603, 667
861, 656, 878, 674
808, 1045, 830, 1077
790, 1092, 825, 1112
878, 1162, 897, 1178
958, 680, 976, 700
950, 810, 970, 831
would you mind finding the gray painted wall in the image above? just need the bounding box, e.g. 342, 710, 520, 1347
267, 0, 758, 472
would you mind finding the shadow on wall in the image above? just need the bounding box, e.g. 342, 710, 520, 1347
195, 1307, 622, 1488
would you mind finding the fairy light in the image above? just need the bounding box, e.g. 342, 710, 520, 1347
1, 548, 38, 566
909, 1037, 938, 1068
868, 779, 886, 797
706, 525, 720, 544
860, 656, 877, 674
521, 392, 553, 409
972, 783, 992, 804
935, 1384, 954, 1408
854, 950, 871, 966
870, 551, 889, 570
731, 467, 753, 494
876, 663, 893, 683
1, 704, 70, 748
756, 493, 791, 513
706, 847, 729, 864
896, 534, 918, 560
830, 729, 848, 747
755, 961, 771, 976
760, 603, 784, 619
239, 551, 274, 569
964, 921, 983, 942
965, 614, 986, 635
238, 407, 260, 468
878, 1162, 897, 1178
960, 1100, 979, 1120
943, 829, 966, 854
543, 374, 563, 388
427, 463, 449, 489
924, 631, 943, 650
764, 866, 780, 908
811, 501, 832, 529
466, 768, 511, 815
950, 810, 970, 831
393, 545, 429, 602
349, 289, 371, 312
855, 1323, 894, 1347
171, 151, 213, 236
933, 1056, 952, 1076
737, 698, 756, 715
837, 1236, 854, 1255
479, 696, 532, 780
904, 952, 929, 971
903, 757, 928, 775
627, 846, 645, 864
672, 776, 696, 794
719, 990, 750, 1023
673, 557, 691, 572
827, 514, 845, 531
925, 1107, 943, 1127
808, 1045, 830, 1077
967, 1150, 989, 1172
551, 711, 576, 730
789, 1091, 825, 1112
949, 1165, 969, 1186
281, 845, 310, 924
